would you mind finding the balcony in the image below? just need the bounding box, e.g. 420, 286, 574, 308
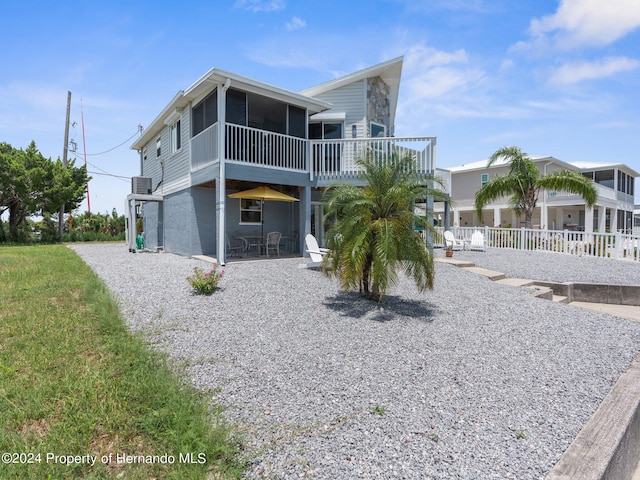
190, 123, 436, 183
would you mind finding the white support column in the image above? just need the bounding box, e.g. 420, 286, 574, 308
555, 208, 564, 231
611, 207, 618, 233
584, 205, 594, 233
216, 82, 228, 265
540, 202, 548, 229
300, 186, 311, 256
493, 207, 501, 227
598, 206, 606, 232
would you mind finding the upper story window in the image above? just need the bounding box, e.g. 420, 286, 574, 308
370, 122, 386, 138
143, 147, 147, 162
309, 122, 343, 140
170, 119, 181, 154
481, 173, 489, 186
594, 169, 614, 189
225, 88, 305, 137
617, 170, 634, 195
288, 105, 306, 138
156, 137, 161, 157
192, 90, 218, 137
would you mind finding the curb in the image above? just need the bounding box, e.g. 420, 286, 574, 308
546, 354, 640, 480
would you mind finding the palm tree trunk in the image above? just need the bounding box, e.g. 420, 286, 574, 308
361, 255, 372, 298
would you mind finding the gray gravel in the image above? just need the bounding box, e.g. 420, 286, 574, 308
69, 244, 640, 479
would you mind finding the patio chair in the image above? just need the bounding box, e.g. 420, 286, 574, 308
226, 235, 247, 257
298, 233, 330, 268
265, 231, 282, 257
444, 230, 464, 251
285, 231, 299, 254
469, 230, 485, 251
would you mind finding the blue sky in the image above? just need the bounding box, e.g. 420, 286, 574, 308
2, 0, 639, 214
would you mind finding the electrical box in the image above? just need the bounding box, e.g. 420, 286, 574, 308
131, 176, 152, 195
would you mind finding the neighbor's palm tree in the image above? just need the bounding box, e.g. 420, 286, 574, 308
322, 151, 447, 302
475, 146, 597, 229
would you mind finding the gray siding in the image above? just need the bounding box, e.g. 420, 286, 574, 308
311, 80, 366, 137
140, 109, 191, 196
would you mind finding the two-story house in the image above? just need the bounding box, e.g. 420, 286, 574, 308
126, 57, 437, 263
437, 156, 638, 233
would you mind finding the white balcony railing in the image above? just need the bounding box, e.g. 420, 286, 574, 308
311, 136, 436, 182
225, 124, 308, 171
190, 123, 219, 170
190, 123, 436, 180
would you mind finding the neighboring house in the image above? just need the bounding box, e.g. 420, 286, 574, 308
435, 156, 638, 233
126, 57, 437, 263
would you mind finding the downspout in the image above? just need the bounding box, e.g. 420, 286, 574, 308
217, 79, 231, 265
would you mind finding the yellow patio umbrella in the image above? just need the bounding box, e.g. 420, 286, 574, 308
228, 186, 299, 242
228, 186, 299, 203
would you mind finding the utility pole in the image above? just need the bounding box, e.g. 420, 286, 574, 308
59, 91, 71, 241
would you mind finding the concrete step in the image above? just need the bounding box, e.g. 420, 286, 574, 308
462, 266, 505, 281
553, 295, 569, 304
495, 278, 535, 287
434, 258, 475, 267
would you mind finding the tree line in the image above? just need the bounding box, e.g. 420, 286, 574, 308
0, 141, 126, 243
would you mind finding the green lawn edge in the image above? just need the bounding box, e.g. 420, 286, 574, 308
0, 244, 244, 479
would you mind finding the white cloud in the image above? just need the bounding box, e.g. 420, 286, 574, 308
528, 0, 640, 49
285, 16, 306, 31
401, 45, 482, 104
549, 56, 640, 84
234, 0, 285, 13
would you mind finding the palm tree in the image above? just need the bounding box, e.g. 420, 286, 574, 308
322, 150, 447, 302
475, 146, 597, 229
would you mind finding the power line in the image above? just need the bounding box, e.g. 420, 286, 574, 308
86, 170, 131, 182
70, 125, 143, 156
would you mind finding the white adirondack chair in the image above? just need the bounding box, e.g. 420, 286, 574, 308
469, 230, 486, 251
298, 233, 330, 268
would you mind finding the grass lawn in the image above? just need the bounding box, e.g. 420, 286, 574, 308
0, 244, 242, 479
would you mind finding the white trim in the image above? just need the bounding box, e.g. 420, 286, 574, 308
163, 108, 182, 126
310, 111, 346, 121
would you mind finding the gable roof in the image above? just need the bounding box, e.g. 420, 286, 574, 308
570, 161, 640, 177
446, 156, 640, 178
446, 155, 571, 173
132, 68, 332, 151
299, 56, 404, 128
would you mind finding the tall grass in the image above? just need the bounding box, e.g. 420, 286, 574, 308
0, 245, 243, 479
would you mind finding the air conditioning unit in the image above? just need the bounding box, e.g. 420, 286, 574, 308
131, 176, 152, 195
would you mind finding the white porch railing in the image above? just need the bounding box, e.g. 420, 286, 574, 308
434, 226, 640, 262
190, 123, 219, 170
225, 124, 308, 171
190, 125, 436, 180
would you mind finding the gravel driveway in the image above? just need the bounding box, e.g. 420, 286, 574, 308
70, 244, 640, 479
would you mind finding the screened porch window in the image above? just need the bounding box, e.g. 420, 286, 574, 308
192, 90, 217, 137
594, 169, 614, 189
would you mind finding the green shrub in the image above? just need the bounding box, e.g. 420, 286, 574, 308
187, 265, 224, 295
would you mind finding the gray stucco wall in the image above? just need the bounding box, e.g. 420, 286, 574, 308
191, 186, 216, 255
158, 187, 216, 257
142, 201, 162, 249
